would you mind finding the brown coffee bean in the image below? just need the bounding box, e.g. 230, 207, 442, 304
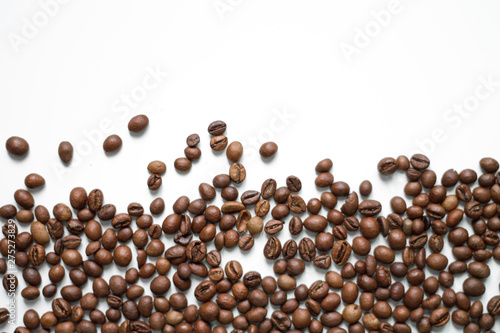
229, 163, 246, 183
225, 260, 243, 281
6, 136, 29, 157
103, 134, 122, 153
208, 120, 226, 135
226, 141, 243, 162
463, 277, 485, 297
480, 157, 499, 173
378, 157, 397, 175
358, 200, 382, 217
261, 178, 277, 199
410, 154, 430, 170
24, 173, 45, 189
147, 173, 162, 190
331, 240, 351, 266
286, 175, 302, 192
174, 158, 192, 172
128, 114, 149, 133
56, 141, 74, 164
303, 215, 327, 232
259, 142, 278, 158
264, 237, 281, 260
341, 192, 358, 216
210, 135, 228, 151
426, 253, 448, 271
429, 307, 450, 327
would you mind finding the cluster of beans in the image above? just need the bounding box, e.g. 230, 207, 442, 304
2, 119, 500, 333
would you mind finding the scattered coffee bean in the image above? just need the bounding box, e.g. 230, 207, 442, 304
259, 142, 278, 158
103, 134, 122, 153
6, 136, 29, 157
128, 114, 149, 133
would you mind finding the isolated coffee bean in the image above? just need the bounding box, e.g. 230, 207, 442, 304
57, 141, 74, 164
24, 173, 45, 189
6, 136, 29, 157
208, 120, 226, 135
103, 134, 122, 153
226, 141, 243, 162
128, 114, 149, 133
259, 142, 278, 158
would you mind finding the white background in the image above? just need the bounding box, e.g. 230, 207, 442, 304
1, 0, 500, 331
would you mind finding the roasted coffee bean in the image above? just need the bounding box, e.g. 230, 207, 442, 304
430, 307, 450, 327
331, 240, 351, 266
289, 216, 303, 235
229, 163, 246, 183
286, 176, 302, 192
341, 192, 359, 216
208, 120, 226, 135
210, 135, 228, 151
147, 173, 162, 190
260, 142, 278, 158
241, 191, 260, 205
6, 136, 29, 157
261, 178, 277, 199
226, 141, 243, 162
24, 173, 45, 189
264, 237, 282, 260
410, 154, 430, 170
264, 219, 284, 235
378, 157, 397, 175
58, 141, 74, 163
128, 114, 149, 133
103, 134, 122, 153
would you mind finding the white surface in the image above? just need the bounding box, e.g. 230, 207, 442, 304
1, 0, 500, 331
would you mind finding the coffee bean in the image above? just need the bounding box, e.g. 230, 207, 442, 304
259, 142, 278, 158
410, 154, 430, 170
303, 215, 327, 232
341, 192, 358, 216
147, 173, 162, 190
286, 176, 302, 192
56, 141, 74, 164
226, 141, 243, 162
52, 298, 71, 319
287, 194, 306, 214
103, 134, 122, 153
6, 136, 29, 157
128, 114, 149, 133
298, 237, 316, 262
358, 200, 381, 217
264, 220, 284, 235
261, 178, 277, 199
255, 200, 270, 217
463, 277, 485, 297
331, 240, 351, 265
229, 163, 246, 183
378, 157, 397, 175
24, 173, 45, 189
174, 157, 192, 172
480, 157, 499, 173
0, 308, 9, 324
263, 237, 281, 260
210, 135, 228, 151
208, 120, 226, 135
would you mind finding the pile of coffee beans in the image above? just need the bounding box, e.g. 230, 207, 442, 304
3, 119, 500, 333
